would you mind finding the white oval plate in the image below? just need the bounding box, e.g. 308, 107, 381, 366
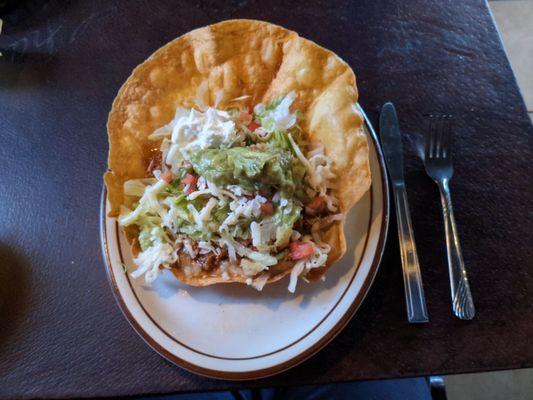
100, 105, 389, 380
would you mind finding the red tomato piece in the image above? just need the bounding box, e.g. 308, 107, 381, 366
307, 196, 326, 210
181, 173, 198, 194
181, 173, 197, 185
290, 241, 314, 260
247, 120, 260, 132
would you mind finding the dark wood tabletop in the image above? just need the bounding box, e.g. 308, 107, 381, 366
1, 0, 532, 398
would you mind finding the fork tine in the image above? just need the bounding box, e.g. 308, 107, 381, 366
441, 116, 452, 159
440, 117, 448, 158
425, 116, 433, 159
428, 115, 437, 158
425, 114, 455, 160
435, 116, 443, 159
441, 117, 448, 158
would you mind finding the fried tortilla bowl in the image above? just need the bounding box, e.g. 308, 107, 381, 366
104, 19, 371, 288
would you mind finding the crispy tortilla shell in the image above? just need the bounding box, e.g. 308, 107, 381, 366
105, 19, 371, 287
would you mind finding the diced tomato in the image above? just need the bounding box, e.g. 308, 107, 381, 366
181, 173, 198, 194
161, 170, 173, 184
260, 202, 275, 215
307, 196, 326, 210
247, 120, 260, 132
239, 111, 253, 124
290, 241, 314, 260
181, 173, 197, 186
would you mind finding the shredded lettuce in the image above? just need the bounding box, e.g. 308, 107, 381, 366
124, 178, 156, 197
240, 258, 266, 277
167, 194, 214, 241
254, 92, 297, 133
119, 179, 168, 227
138, 226, 167, 251
273, 199, 302, 248
268, 130, 292, 151
221, 234, 278, 267
212, 202, 230, 225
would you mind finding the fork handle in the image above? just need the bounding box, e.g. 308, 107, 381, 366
438, 179, 475, 320
394, 185, 429, 323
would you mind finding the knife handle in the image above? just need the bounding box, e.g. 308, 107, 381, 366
394, 185, 429, 323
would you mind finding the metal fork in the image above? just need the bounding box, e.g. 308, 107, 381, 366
424, 115, 475, 320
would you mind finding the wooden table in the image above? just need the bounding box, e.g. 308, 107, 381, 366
1, 0, 532, 398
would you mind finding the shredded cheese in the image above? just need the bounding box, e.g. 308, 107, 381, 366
200, 197, 218, 221
131, 242, 177, 284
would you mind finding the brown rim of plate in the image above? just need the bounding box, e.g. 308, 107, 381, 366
99, 105, 390, 380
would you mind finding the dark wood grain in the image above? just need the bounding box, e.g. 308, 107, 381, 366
0, 0, 532, 398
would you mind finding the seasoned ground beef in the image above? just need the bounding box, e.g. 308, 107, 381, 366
197, 247, 229, 271
145, 151, 162, 177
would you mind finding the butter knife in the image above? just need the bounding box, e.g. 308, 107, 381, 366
380, 103, 429, 323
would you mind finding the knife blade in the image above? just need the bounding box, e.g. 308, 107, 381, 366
380, 102, 429, 323
380, 103, 405, 185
